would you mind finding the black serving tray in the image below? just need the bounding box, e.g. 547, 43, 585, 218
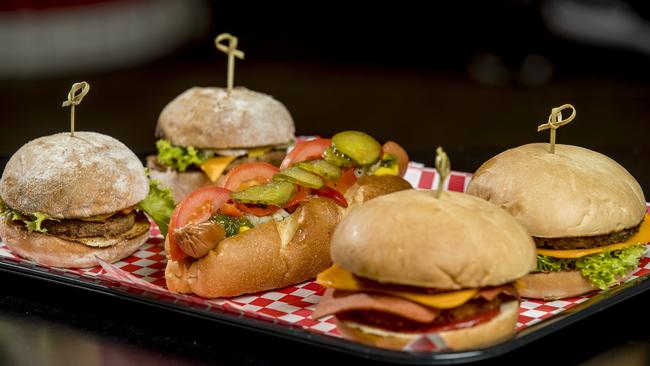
0, 256, 649, 365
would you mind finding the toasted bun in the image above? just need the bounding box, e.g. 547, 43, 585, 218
149, 168, 213, 203
165, 197, 341, 297
517, 270, 631, 300
0, 216, 150, 268
156, 87, 295, 149
331, 190, 537, 289
0, 132, 148, 219
466, 143, 646, 238
336, 300, 519, 351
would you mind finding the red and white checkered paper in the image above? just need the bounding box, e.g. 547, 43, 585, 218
0, 163, 648, 353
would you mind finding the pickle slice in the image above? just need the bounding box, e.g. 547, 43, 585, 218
274, 166, 324, 189
297, 160, 342, 181
332, 131, 381, 165
323, 147, 354, 168
231, 181, 296, 206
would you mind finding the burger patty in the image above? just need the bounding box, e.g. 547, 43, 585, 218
534, 220, 643, 250
147, 150, 286, 173
338, 296, 506, 333
43, 212, 136, 238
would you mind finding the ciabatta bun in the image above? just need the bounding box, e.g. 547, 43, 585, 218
0, 132, 148, 219
0, 215, 150, 268
156, 87, 295, 149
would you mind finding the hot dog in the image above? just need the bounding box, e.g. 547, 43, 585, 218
164, 131, 413, 298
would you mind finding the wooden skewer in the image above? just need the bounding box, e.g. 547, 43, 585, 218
61, 81, 90, 137
435, 146, 450, 199
537, 104, 576, 154
215, 33, 245, 93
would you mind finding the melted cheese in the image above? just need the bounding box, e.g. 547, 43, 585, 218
200, 156, 237, 182
316, 265, 477, 309
537, 214, 650, 259
248, 146, 273, 158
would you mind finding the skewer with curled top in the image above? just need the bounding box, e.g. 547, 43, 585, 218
61, 81, 90, 137
215, 33, 245, 93
537, 104, 576, 154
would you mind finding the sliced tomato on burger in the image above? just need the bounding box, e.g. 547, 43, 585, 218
280, 138, 332, 169
221, 162, 279, 192
313, 186, 348, 208
326, 168, 357, 194
168, 186, 231, 260
381, 141, 410, 177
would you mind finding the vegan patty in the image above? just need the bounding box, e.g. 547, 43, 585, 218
534, 220, 643, 250
43, 211, 136, 238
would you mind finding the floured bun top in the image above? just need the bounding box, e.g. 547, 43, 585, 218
330, 189, 537, 289
466, 143, 646, 238
156, 87, 295, 149
0, 131, 149, 219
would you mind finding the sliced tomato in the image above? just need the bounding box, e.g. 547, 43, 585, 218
221, 162, 279, 192
282, 185, 311, 209
236, 202, 280, 217
326, 168, 357, 194
381, 141, 410, 177
280, 138, 332, 169
313, 186, 348, 208
168, 186, 231, 261
220, 202, 243, 217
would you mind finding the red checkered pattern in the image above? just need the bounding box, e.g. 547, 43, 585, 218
0, 163, 648, 352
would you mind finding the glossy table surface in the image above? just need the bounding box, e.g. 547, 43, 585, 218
0, 266, 649, 366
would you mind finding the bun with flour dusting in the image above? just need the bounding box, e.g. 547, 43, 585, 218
0, 131, 151, 268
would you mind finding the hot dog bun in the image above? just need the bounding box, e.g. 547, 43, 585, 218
165, 175, 412, 297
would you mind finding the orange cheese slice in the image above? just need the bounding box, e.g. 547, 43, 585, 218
247, 146, 272, 158
200, 156, 237, 182
537, 214, 650, 259
316, 265, 477, 309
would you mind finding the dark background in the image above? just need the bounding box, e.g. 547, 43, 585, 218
1, 1, 650, 365
1, 0, 649, 189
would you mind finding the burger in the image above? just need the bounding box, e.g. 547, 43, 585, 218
312, 189, 537, 351
466, 143, 649, 299
148, 86, 296, 202
0, 131, 174, 268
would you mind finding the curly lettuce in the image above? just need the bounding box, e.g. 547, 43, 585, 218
536, 244, 647, 290
0, 200, 57, 234
155, 139, 211, 172
137, 179, 176, 237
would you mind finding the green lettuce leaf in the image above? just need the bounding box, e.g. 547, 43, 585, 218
536, 244, 647, 290
536, 254, 572, 272
137, 179, 176, 237
155, 139, 210, 172
575, 245, 646, 289
24, 212, 52, 233
0, 200, 56, 234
